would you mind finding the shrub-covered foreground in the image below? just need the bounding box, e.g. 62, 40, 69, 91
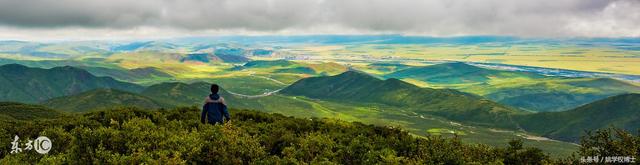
0, 107, 637, 164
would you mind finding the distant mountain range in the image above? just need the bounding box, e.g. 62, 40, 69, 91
243, 60, 297, 68
386, 62, 544, 84
385, 62, 640, 112
0, 64, 144, 103
485, 78, 640, 112
78, 66, 173, 82
181, 53, 250, 63
0, 58, 174, 83
516, 93, 640, 142
239, 60, 348, 75
111, 41, 177, 52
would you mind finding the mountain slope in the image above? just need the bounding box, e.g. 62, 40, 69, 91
385, 62, 640, 112
516, 93, 640, 142
0, 102, 64, 120
241, 60, 348, 75
243, 60, 297, 68
111, 41, 177, 52
79, 66, 173, 82
0, 64, 144, 103
42, 88, 167, 112
141, 82, 212, 106
281, 71, 525, 128
385, 62, 544, 84
181, 53, 250, 63
482, 78, 640, 112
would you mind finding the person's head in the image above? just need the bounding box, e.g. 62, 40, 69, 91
210, 84, 219, 94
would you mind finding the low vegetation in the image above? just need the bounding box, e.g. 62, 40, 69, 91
0, 107, 636, 164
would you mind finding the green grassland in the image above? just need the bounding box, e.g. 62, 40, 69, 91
284, 44, 640, 75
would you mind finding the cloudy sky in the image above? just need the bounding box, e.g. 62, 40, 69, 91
0, 0, 638, 40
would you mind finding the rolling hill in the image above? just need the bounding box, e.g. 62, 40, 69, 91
516, 93, 640, 142
243, 60, 297, 68
180, 53, 250, 63
79, 66, 173, 82
141, 82, 212, 106
274, 67, 317, 74
111, 41, 177, 52
385, 62, 640, 112
42, 88, 167, 112
281, 70, 525, 128
0, 102, 64, 120
0, 64, 144, 103
480, 78, 640, 112
241, 60, 348, 75
385, 62, 544, 84
364, 63, 412, 73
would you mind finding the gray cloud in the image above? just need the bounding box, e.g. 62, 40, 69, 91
0, 0, 638, 38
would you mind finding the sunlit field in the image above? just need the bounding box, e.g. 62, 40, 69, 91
285, 44, 640, 75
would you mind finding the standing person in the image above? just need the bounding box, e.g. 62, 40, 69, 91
201, 84, 230, 124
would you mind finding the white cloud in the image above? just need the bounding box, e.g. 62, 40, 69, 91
0, 0, 637, 40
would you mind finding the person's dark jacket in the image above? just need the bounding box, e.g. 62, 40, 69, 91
201, 94, 230, 124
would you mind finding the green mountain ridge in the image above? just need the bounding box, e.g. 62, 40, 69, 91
79, 66, 173, 82
42, 88, 169, 112
385, 62, 544, 84
385, 62, 640, 112
517, 93, 640, 142
141, 82, 212, 106
482, 77, 640, 112
281, 70, 525, 129
0, 64, 144, 103
243, 60, 297, 68
240, 60, 348, 75
0, 102, 64, 120
180, 53, 250, 63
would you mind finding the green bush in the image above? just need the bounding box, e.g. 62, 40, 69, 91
0, 107, 560, 164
